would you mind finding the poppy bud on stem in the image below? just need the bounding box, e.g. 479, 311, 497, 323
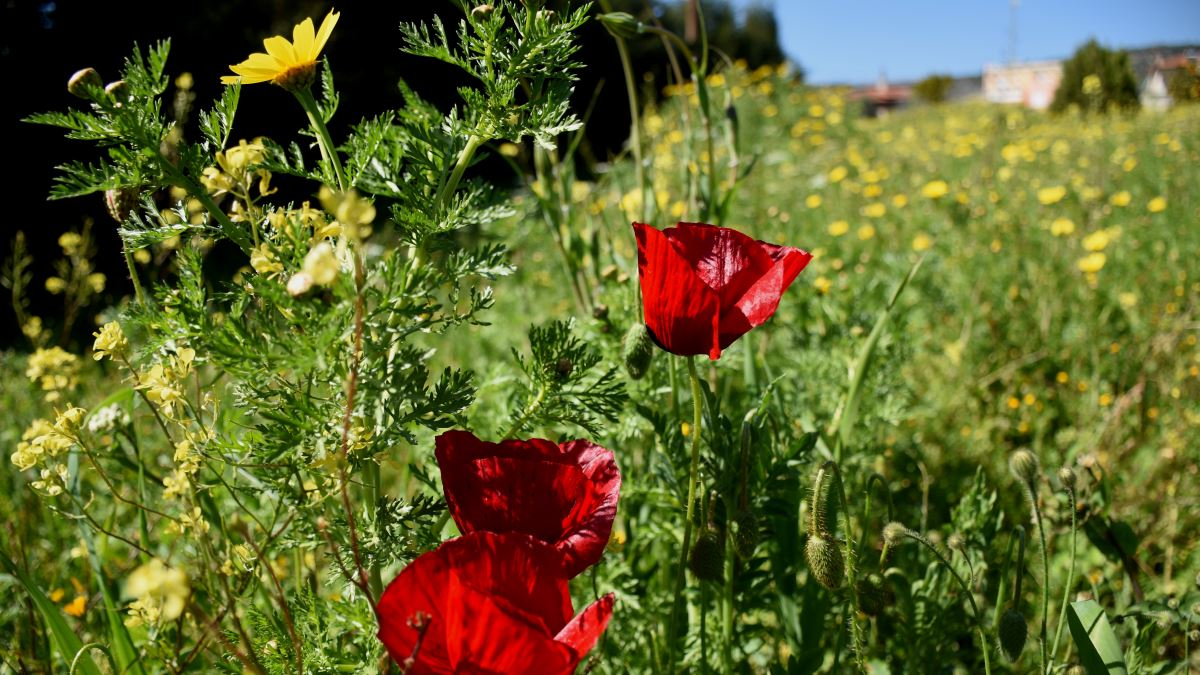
1050, 465, 1080, 664
1009, 448, 1050, 674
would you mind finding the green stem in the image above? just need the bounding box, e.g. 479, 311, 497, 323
1029, 487, 1051, 674
504, 385, 547, 439
905, 529, 993, 675
364, 461, 383, 599
827, 463, 867, 672
1050, 488, 1078, 664
292, 87, 346, 191
610, 29, 647, 223
123, 248, 146, 306
437, 133, 485, 213
667, 355, 705, 670
721, 520, 734, 675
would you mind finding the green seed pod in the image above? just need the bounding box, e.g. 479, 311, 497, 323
805, 533, 844, 590
598, 12, 641, 40
622, 322, 655, 380
732, 510, 759, 560
856, 572, 888, 616
688, 528, 724, 582
1009, 449, 1040, 487
68, 68, 103, 98
998, 608, 1028, 662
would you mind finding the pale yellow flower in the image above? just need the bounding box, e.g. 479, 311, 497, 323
1077, 252, 1106, 273
911, 233, 933, 251
1050, 218, 1075, 237
302, 241, 340, 286
921, 180, 948, 199
93, 322, 128, 361
124, 560, 189, 626
1082, 230, 1110, 252
813, 276, 832, 294
1037, 186, 1067, 205
1109, 190, 1131, 207
827, 220, 850, 237
1147, 196, 1166, 213
222, 10, 340, 90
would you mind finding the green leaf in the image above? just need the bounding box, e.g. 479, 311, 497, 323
0, 550, 106, 675
1067, 599, 1128, 675
835, 254, 924, 449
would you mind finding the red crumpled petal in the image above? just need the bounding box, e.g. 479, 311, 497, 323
436, 430, 621, 578
377, 532, 613, 674
635, 221, 812, 360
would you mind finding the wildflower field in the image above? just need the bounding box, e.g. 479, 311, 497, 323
2, 3, 1198, 674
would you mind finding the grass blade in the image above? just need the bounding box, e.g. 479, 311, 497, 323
0, 549, 105, 675
1067, 599, 1128, 675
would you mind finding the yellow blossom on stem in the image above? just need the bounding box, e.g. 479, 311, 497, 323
124, 560, 189, 627
222, 10, 340, 91
25, 347, 80, 403
93, 321, 128, 361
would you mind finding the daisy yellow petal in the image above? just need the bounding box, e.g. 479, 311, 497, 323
313, 10, 340, 56
263, 35, 297, 66
240, 52, 286, 71
220, 75, 243, 84
293, 17, 317, 61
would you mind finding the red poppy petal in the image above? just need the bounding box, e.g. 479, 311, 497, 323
437, 432, 622, 579
376, 543, 455, 672
718, 245, 812, 345
553, 440, 621, 578
664, 223, 775, 307
444, 573, 578, 673
554, 593, 615, 659
634, 222, 721, 357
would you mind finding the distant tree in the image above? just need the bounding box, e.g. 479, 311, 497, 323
1168, 62, 1200, 104
1050, 39, 1140, 113
914, 74, 953, 104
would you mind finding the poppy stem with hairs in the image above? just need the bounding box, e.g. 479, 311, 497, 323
667, 355, 705, 669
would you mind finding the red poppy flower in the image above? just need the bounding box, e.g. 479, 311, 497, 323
633, 221, 812, 360
435, 430, 621, 579
377, 531, 615, 673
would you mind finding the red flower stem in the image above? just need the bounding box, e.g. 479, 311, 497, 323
667, 355, 705, 669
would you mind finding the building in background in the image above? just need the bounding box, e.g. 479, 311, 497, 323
982, 60, 1063, 109
1139, 51, 1199, 110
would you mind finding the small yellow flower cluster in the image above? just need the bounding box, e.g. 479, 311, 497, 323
92, 321, 128, 361
318, 186, 376, 241
250, 243, 285, 278
201, 138, 274, 200
287, 241, 342, 297
138, 348, 196, 416
11, 409, 84, 495
25, 347, 80, 403
123, 559, 189, 628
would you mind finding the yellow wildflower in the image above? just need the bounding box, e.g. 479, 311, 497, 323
222, 10, 340, 90
828, 166, 848, 183
87, 273, 106, 294
862, 202, 886, 218
1118, 292, 1137, 308
1049, 218, 1075, 236
318, 186, 375, 240
250, 243, 284, 277
1082, 230, 1109, 252
93, 322, 128, 361
805, 194, 822, 209
813, 276, 832, 294
1056, 371, 1070, 384
64, 595, 86, 617
1147, 196, 1166, 213
124, 560, 189, 627
25, 347, 79, 403
45, 277, 67, 294
857, 225, 876, 241
58, 232, 83, 256
891, 194, 908, 208
827, 220, 850, 237
921, 180, 949, 199
1037, 185, 1067, 205
1109, 190, 1131, 207
1077, 252, 1106, 273
302, 241, 340, 286
911, 233, 933, 252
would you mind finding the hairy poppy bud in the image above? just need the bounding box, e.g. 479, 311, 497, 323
1057, 466, 1077, 492
882, 522, 910, 548
856, 572, 889, 616
622, 323, 655, 380
689, 528, 724, 582
68, 68, 103, 98
805, 533, 844, 590
947, 532, 966, 553
104, 187, 139, 223
732, 510, 759, 559
998, 608, 1028, 662
555, 357, 574, 379
1009, 449, 1040, 487
598, 12, 641, 40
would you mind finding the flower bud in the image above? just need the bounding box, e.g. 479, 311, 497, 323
1057, 466, 1077, 492
105, 187, 140, 223
856, 572, 889, 616
688, 528, 724, 582
287, 272, 315, 297
1066, 666, 1086, 675
622, 323, 655, 380
882, 521, 910, 548
598, 12, 641, 40
947, 532, 966, 553
301, 241, 339, 286
471, 4, 494, 17
732, 510, 759, 560
805, 533, 844, 590
1009, 449, 1040, 487
68, 68, 103, 98
998, 607, 1028, 662
105, 80, 131, 103
536, 9, 556, 21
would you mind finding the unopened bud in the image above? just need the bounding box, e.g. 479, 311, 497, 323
998, 608, 1028, 662
471, 4, 493, 17
947, 532, 966, 553
68, 68, 103, 98
1057, 466, 1077, 492
622, 322, 655, 380
104, 187, 139, 223
1009, 449, 1040, 487
882, 522, 910, 548
688, 528, 724, 582
105, 80, 130, 103
1066, 667, 1086, 675
732, 510, 759, 559
555, 357, 574, 379
598, 12, 641, 40
287, 272, 315, 297
805, 533, 844, 590
536, 9, 556, 21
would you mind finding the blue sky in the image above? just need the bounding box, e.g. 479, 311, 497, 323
730, 0, 1200, 84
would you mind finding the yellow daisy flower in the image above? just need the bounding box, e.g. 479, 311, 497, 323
222, 10, 340, 90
